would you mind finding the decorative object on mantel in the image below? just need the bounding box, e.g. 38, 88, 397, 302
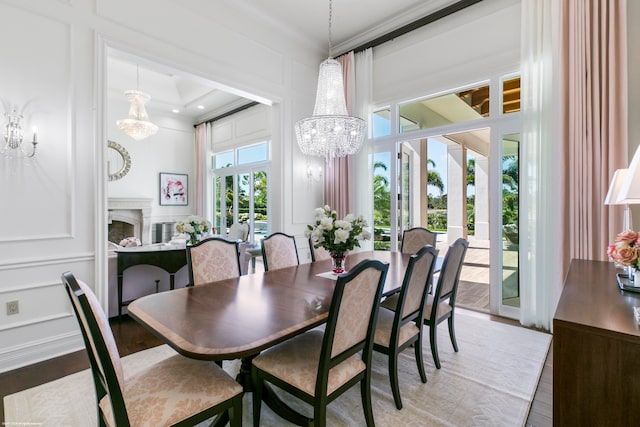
306, 205, 371, 274
159, 172, 188, 206
118, 236, 141, 247
294, 0, 366, 159
1, 107, 38, 158
116, 64, 158, 141
176, 215, 211, 245
607, 229, 640, 286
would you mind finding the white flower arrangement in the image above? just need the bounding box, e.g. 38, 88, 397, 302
305, 205, 371, 256
176, 215, 211, 244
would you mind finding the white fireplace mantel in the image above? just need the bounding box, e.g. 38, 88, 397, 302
108, 197, 153, 245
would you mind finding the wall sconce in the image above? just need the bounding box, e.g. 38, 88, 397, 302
1, 108, 38, 158
307, 165, 323, 182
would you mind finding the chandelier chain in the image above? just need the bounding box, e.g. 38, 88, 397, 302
328, 0, 333, 58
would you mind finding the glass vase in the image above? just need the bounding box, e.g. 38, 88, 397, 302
331, 253, 346, 274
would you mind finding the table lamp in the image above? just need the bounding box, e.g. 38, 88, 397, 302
605, 168, 632, 230
614, 145, 640, 230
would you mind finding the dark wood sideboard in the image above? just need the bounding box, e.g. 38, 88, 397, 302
553, 259, 640, 426
115, 245, 187, 319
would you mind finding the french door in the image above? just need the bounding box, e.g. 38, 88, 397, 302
213, 165, 270, 243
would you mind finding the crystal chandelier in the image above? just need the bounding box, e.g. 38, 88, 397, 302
116, 65, 158, 141
294, 0, 366, 158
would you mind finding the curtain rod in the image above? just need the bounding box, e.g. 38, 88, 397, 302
340, 0, 484, 56
194, 101, 259, 127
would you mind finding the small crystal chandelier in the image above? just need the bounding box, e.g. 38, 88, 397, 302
116, 65, 158, 141
294, 0, 366, 159
1, 108, 38, 158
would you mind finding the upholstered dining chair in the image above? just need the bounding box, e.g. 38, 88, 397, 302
423, 237, 468, 368
401, 227, 437, 254
261, 232, 299, 271
309, 237, 332, 262
186, 237, 241, 286
251, 259, 389, 427
373, 245, 439, 410
61, 271, 243, 427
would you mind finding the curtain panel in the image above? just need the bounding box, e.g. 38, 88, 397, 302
520, 0, 628, 329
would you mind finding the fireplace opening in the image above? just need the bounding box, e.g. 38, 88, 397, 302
109, 220, 135, 244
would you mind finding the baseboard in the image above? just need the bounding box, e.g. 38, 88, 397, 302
0, 331, 84, 374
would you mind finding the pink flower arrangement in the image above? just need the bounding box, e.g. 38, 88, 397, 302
607, 230, 640, 268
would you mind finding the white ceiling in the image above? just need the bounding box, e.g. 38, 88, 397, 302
108, 0, 464, 123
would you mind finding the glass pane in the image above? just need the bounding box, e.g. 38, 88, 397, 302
373, 152, 391, 251
503, 77, 521, 114
254, 170, 268, 244
502, 133, 520, 308
399, 83, 490, 133
214, 176, 223, 234
373, 108, 391, 138
399, 147, 411, 250
238, 142, 268, 165
214, 151, 234, 169
237, 173, 250, 229
225, 175, 234, 232
427, 138, 447, 233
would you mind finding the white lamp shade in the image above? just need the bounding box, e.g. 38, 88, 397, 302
604, 169, 628, 205
617, 145, 640, 204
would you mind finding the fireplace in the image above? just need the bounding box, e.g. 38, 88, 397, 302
108, 197, 153, 245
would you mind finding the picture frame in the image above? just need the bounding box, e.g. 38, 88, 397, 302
159, 172, 188, 206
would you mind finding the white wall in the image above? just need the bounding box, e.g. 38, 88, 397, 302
0, 0, 322, 372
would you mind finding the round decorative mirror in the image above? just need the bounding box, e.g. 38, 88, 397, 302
107, 140, 131, 181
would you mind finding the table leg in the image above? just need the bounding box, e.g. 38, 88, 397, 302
169, 273, 175, 290
236, 356, 312, 426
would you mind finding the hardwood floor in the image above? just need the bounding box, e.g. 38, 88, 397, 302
0, 311, 553, 426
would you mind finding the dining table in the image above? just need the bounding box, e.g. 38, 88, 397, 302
127, 250, 441, 426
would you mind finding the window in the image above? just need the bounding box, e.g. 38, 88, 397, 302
212, 141, 271, 243
398, 83, 490, 133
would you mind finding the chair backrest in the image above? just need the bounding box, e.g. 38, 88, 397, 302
62, 272, 130, 426
401, 227, 437, 254
309, 237, 332, 262
261, 232, 299, 271
240, 222, 250, 241
396, 245, 439, 320
187, 237, 241, 285
431, 238, 469, 311
316, 259, 388, 396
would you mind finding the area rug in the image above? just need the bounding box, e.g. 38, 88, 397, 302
4, 310, 550, 426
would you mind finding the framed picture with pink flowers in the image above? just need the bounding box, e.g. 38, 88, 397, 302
159, 172, 188, 206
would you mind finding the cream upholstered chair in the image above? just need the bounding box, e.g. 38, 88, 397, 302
423, 237, 468, 368
309, 237, 332, 262
186, 237, 241, 286
400, 227, 437, 254
251, 259, 389, 427
373, 245, 439, 409
261, 232, 299, 271
61, 271, 243, 427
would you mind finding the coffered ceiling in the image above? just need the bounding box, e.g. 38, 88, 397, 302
108, 0, 468, 123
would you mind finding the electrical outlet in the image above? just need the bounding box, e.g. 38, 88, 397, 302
6, 300, 19, 315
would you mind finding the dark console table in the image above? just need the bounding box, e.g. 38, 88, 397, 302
116, 245, 187, 318
553, 259, 640, 426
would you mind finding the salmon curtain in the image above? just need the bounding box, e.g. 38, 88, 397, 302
562, 0, 628, 260
520, 0, 628, 329
194, 123, 209, 218
324, 52, 356, 217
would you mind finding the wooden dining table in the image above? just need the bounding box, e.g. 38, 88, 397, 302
127, 250, 440, 425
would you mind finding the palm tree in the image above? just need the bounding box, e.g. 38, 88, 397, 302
427, 158, 444, 194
